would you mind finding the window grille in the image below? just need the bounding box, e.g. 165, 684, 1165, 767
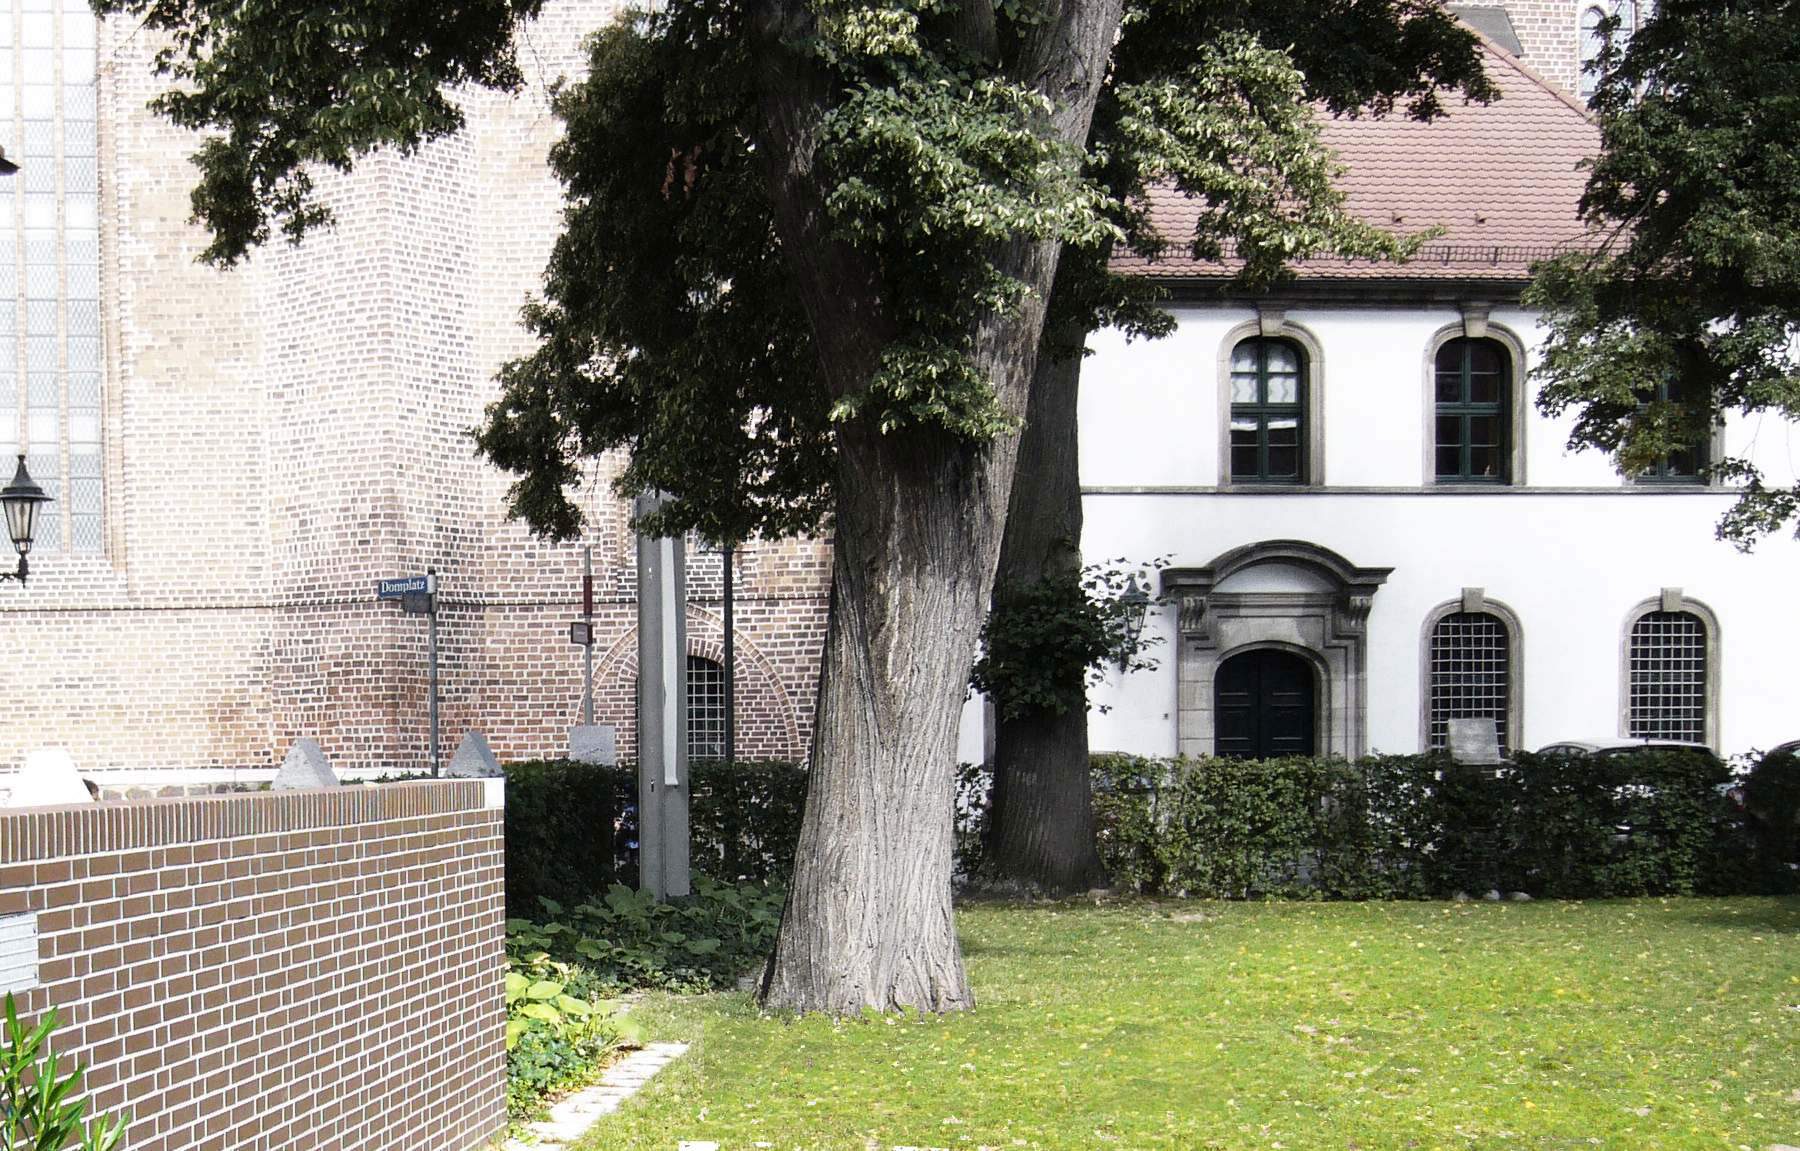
1627, 611, 1707, 742
1, 0, 104, 553
686, 656, 727, 760
1428, 612, 1512, 752
1228, 338, 1305, 483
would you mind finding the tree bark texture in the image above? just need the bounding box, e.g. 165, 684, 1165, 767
751, 0, 1125, 1013
983, 346, 1109, 895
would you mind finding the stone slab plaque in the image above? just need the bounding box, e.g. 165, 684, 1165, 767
1447, 717, 1504, 765
568, 724, 618, 767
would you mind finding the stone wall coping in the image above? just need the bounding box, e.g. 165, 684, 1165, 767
0, 780, 489, 864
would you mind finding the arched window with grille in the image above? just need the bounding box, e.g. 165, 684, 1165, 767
1425, 604, 1519, 753
1625, 601, 1715, 745
686, 656, 728, 761
1227, 337, 1307, 483
1579, 5, 1608, 98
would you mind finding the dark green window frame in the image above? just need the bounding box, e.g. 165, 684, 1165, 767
1228, 338, 1307, 484
1636, 379, 1709, 485
1434, 338, 1511, 484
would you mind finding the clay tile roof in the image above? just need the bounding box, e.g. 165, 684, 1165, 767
1111, 34, 1601, 285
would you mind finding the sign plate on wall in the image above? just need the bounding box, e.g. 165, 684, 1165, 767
0, 914, 39, 995
377, 576, 430, 600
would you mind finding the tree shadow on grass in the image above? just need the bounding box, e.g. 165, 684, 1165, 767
1661, 896, 1800, 934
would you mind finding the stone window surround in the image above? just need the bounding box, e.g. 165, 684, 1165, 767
1619, 589, 1721, 750
1215, 309, 1326, 488
1421, 308, 1531, 487
1417, 588, 1525, 753
1161, 540, 1391, 759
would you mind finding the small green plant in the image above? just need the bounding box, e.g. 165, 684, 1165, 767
1, 994, 128, 1151
507, 877, 783, 993
504, 952, 640, 1122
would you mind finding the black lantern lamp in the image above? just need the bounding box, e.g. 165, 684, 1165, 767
1116, 573, 1151, 668
2, 455, 51, 584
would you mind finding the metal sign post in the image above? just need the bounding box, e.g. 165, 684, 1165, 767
582, 546, 595, 725
378, 570, 441, 777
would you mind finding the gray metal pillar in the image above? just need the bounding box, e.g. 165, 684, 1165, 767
634, 494, 690, 900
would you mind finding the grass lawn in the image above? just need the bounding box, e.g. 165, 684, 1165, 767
580, 897, 1800, 1151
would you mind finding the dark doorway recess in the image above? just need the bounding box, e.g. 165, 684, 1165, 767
1214, 649, 1317, 759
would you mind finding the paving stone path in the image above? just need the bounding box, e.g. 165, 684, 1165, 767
506, 1041, 690, 1150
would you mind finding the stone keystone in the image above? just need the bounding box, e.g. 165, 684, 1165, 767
272, 738, 338, 790
447, 731, 503, 779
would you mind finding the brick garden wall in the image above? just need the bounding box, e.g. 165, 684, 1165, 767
0, 782, 506, 1151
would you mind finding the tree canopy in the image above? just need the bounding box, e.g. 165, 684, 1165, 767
1528, 0, 1800, 548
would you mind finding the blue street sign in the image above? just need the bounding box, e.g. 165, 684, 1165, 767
377, 575, 430, 600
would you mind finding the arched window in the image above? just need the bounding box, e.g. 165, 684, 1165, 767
1626, 610, 1709, 742
1228, 338, 1306, 483
1579, 5, 1608, 98
1434, 338, 1512, 483
1427, 610, 1515, 753
686, 656, 727, 760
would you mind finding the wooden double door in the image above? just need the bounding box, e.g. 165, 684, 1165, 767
1214, 648, 1317, 759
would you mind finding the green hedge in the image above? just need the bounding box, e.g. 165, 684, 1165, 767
508, 748, 1795, 915
502, 759, 806, 917
1076, 749, 1762, 900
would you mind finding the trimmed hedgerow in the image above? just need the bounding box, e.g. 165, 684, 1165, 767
501, 759, 806, 917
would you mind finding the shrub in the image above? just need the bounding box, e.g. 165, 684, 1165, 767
506, 876, 784, 993
1741, 747, 1800, 892
1, 994, 128, 1151
503, 760, 633, 918
502, 759, 806, 918
984, 749, 1751, 901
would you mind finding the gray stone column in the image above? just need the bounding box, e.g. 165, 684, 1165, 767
635, 494, 690, 900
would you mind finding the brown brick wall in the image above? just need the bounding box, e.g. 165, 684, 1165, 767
0, 782, 506, 1151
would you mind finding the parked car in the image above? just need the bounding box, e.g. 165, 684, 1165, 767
1534, 738, 1719, 760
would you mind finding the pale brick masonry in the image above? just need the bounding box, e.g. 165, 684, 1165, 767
0, 782, 506, 1151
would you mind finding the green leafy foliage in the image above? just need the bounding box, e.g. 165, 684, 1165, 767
501, 759, 806, 918
962, 748, 1761, 900
1526, 1, 1800, 547
507, 876, 785, 993
1739, 747, 1800, 892
1, 995, 128, 1151
91, 0, 546, 266
971, 558, 1163, 721
503, 951, 640, 1122
103, 0, 1494, 546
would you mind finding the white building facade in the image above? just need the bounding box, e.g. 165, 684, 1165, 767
1069, 37, 1800, 762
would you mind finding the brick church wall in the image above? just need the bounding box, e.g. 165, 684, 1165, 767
0, 0, 830, 779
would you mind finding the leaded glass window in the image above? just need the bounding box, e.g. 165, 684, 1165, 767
1, 0, 104, 553
1228, 338, 1305, 484
1434, 338, 1511, 483
686, 656, 727, 761
1627, 611, 1707, 742
1428, 611, 1512, 753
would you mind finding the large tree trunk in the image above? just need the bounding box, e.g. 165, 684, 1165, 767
750, 0, 1125, 1014
983, 345, 1108, 895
